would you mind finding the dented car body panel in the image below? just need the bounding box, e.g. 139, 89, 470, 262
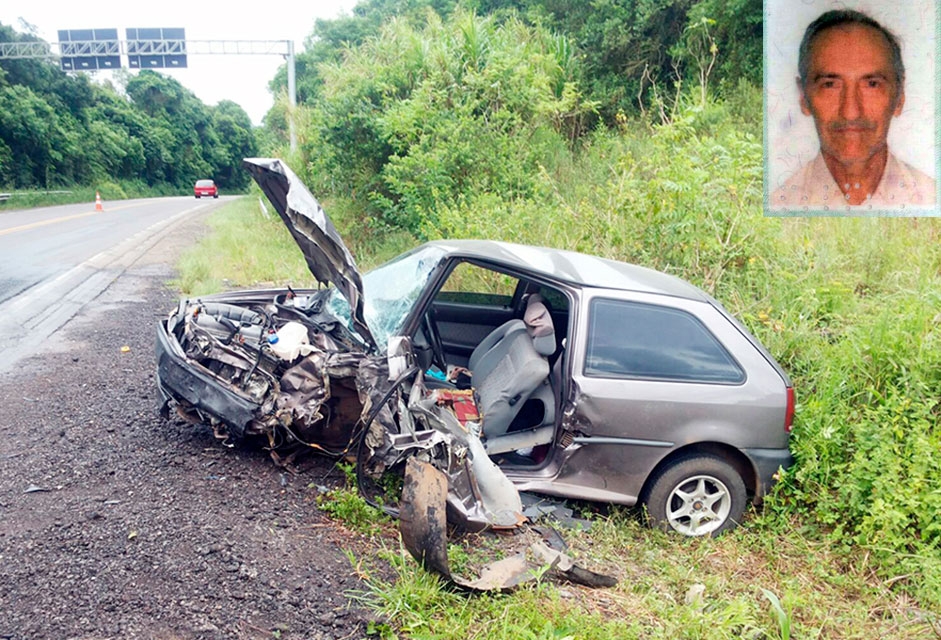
519, 287, 792, 506
156, 158, 794, 551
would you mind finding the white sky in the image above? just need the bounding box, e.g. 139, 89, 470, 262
1, 0, 359, 125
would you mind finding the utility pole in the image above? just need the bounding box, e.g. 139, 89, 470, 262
286, 39, 297, 153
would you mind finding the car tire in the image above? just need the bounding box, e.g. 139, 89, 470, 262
642, 455, 746, 537
195, 195, 201, 199
213, 194, 218, 198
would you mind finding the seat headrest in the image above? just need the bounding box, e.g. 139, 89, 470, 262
524, 296, 555, 356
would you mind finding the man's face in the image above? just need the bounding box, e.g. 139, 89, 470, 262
800, 23, 903, 166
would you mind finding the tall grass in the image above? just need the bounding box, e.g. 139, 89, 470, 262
173, 195, 415, 296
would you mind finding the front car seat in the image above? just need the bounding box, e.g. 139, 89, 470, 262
473, 296, 556, 438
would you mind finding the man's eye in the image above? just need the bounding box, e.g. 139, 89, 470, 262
866, 79, 884, 88
819, 80, 837, 88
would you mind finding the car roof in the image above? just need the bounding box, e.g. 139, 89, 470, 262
422, 239, 709, 300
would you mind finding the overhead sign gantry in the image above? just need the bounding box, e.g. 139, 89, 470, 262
57, 28, 120, 71
127, 27, 187, 69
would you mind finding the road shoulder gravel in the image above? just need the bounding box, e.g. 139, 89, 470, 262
0, 211, 374, 640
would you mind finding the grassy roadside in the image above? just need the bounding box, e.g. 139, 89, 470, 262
172, 196, 313, 295
171, 196, 938, 639
172, 195, 415, 296
350, 513, 933, 639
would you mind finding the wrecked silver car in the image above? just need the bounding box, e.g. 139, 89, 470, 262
157, 159, 794, 566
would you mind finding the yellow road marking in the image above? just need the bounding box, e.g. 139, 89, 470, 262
0, 203, 143, 237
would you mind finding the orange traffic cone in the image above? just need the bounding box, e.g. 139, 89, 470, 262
95, 191, 103, 212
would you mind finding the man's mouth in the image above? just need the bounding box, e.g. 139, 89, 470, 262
830, 120, 877, 133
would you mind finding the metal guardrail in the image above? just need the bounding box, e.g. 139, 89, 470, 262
0, 191, 72, 200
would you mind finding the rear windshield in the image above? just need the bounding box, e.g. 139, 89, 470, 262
195, 180, 214, 187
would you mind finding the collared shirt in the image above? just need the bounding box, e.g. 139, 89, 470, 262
770, 152, 936, 212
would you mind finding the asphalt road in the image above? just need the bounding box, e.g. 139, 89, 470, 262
0, 196, 234, 374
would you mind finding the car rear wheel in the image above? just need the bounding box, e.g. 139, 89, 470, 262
643, 455, 746, 537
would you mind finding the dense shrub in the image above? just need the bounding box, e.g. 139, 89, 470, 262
293, 10, 594, 237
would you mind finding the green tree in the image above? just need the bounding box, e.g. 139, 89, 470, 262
268, 0, 463, 105
0, 84, 80, 187
126, 70, 218, 187
211, 100, 257, 189
84, 87, 150, 180
687, 0, 762, 89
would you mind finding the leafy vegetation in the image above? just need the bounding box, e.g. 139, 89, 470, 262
0, 23, 258, 194
299, 10, 594, 237
269, 0, 761, 124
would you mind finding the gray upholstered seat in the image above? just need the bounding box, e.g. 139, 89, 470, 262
473, 296, 556, 438
468, 319, 528, 373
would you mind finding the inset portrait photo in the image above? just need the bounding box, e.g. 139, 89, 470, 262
765, 0, 938, 216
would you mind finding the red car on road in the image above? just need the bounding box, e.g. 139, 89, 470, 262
194, 179, 218, 198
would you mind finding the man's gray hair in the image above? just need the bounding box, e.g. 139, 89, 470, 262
798, 9, 904, 90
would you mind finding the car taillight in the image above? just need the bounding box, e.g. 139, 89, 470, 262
784, 386, 795, 433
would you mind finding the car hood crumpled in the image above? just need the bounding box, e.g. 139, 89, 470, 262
242, 158, 376, 350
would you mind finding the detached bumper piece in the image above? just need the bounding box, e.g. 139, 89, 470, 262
401, 459, 616, 592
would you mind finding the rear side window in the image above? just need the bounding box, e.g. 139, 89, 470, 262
585, 299, 744, 384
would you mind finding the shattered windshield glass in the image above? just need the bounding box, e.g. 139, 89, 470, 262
327, 245, 447, 351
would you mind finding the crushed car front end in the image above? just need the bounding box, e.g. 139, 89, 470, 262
156, 288, 372, 452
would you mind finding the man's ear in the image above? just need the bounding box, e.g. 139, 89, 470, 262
893, 89, 905, 117
797, 77, 812, 116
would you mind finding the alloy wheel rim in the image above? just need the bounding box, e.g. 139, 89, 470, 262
665, 474, 732, 536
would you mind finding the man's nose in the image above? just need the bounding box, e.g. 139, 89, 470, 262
840, 83, 862, 120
